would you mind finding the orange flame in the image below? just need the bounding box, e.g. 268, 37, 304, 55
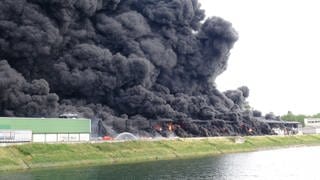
168, 123, 173, 132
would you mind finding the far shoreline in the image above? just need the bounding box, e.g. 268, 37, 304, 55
1, 135, 320, 172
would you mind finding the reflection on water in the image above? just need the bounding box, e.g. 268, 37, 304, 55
1, 146, 320, 180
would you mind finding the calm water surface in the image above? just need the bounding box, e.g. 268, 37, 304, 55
1, 146, 320, 180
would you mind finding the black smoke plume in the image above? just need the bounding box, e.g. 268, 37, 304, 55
0, 0, 272, 137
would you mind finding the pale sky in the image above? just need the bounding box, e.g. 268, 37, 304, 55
199, 0, 320, 115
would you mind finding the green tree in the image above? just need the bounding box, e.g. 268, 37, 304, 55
312, 113, 320, 118
281, 111, 306, 126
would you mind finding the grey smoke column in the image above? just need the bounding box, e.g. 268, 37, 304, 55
0, 0, 271, 136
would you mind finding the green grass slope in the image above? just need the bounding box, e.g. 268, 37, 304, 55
1, 135, 320, 171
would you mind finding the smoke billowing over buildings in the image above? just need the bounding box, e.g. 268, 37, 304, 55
0, 0, 272, 137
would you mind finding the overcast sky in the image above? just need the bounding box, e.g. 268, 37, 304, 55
198, 0, 320, 115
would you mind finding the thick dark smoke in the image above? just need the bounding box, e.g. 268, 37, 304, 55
0, 0, 272, 137
0, 60, 59, 116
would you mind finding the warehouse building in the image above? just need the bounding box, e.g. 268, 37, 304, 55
304, 118, 320, 127
302, 118, 320, 134
256, 118, 302, 135
0, 117, 91, 143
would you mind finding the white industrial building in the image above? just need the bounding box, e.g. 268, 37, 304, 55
302, 118, 320, 134
0, 117, 91, 143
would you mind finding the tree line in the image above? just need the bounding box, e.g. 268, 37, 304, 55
281, 111, 320, 126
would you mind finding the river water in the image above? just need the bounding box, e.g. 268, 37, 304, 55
1, 146, 320, 180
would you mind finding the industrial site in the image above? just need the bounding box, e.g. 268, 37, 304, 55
2, 1, 320, 179
0, 0, 292, 140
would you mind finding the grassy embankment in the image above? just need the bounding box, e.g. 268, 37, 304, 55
1, 134, 320, 171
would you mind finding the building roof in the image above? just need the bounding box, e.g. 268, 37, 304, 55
256, 117, 300, 124
0, 117, 91, 133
